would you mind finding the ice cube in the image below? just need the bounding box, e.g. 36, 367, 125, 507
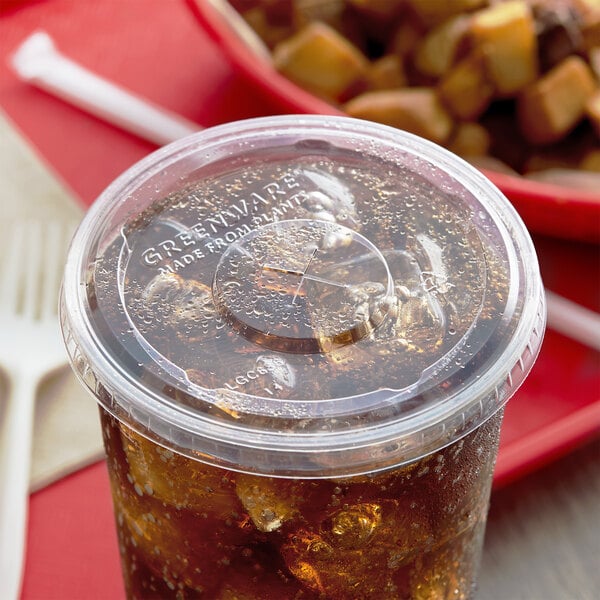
119, 423, 242, 515
141, 271, 221, 342
323, 503, 382, 549
281, 498, 433, 599
235, 474, 301, 532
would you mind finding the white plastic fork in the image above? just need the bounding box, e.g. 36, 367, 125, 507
0, 220, 75, 600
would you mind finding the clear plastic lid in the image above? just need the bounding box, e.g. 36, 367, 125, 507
61, 116, 545, 477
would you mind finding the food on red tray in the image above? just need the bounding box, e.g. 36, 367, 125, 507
412, 14, 471, 78
586, 89, 600, 135
367, 54, 407, 90
344, 87, 453, 144
231, 0, 600, 184
437, 48, 495, 121
273, 21, 369, 102
517, 55, 597, 144
448, 121, 492, 157
469, 1, 538, 96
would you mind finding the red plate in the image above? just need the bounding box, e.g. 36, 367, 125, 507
187, 0, 600, 243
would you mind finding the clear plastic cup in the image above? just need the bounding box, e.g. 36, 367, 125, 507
60, 115, 545, 599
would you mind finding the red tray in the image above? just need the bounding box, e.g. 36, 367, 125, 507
0, 2, 598, 599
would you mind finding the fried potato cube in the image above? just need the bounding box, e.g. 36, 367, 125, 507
389, 16, 426, 59
437, 50, 495, 120
367, 54, 407, 90
572, 0, 600, 15
413, 14, 471, 78
469, 0, 538, 96
448, 122, 491, 157
581, 11, 600, 51
243, 7, 293, 48
406, 0, 487, 27
344, 88, 453, 144
292, 0, 346, 28
586, 90, 600, 137
590, 47, 600, 80
347, 0, 405, 20
580, 148, 600, 171
273, 21, 368, 102
517, 56, 597, 144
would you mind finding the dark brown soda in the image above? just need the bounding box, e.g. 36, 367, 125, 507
100, 407, 502, 599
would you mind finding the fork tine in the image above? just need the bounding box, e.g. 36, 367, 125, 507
22, 220, 42, 320
0, 221, 26, 313
40, 221, 64, 320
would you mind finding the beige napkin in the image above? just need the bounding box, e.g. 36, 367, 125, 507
0, 110, 104, 492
